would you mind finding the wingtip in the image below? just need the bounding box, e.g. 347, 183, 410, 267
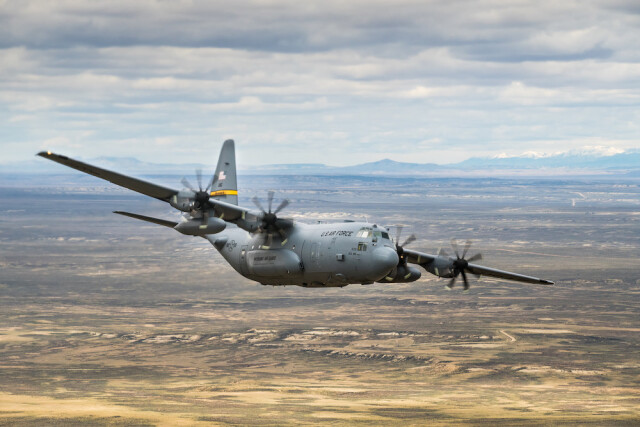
540, 279, 554, 285
37, 150, 52, 157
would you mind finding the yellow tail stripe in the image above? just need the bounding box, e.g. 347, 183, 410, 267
210, 190, 238, 196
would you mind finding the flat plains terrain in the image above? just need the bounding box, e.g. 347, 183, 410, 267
0, 173, 639, 425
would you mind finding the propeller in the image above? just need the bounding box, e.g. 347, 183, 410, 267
181, 168, 216, 223
251, 191, 291, 248
447, 239, 482, 290
394, 225, 416, 266
383, 225, 417, 281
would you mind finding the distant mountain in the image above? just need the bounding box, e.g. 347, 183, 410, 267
336, 159, 443, 175
243, 159, 443, 175
242, 151, 640, 176
2, 149, 638, 177
458, 150, 640, 170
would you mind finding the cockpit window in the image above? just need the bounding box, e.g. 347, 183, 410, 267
356, 228, 372, 238
373, 230, 390, 239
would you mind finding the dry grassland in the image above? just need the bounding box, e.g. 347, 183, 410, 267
1, 176, 639, 425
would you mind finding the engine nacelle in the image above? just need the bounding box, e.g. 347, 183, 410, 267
235, 214, 262, 233
174, 217, 226, 236
422, 256, 455, 278
378, 264, 422, 283
169, 190, 194, 212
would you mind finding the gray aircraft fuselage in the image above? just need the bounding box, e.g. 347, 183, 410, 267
209, 221, 400, 287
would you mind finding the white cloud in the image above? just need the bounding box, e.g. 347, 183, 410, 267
0, 0, 639, 164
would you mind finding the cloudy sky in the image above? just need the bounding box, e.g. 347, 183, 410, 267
1, 0, 639, 166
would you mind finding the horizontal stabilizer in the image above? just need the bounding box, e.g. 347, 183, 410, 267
113, 211, 178, 228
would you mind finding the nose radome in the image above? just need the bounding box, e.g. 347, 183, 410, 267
372, 246, 399, 276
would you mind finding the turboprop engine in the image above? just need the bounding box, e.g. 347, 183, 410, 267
379, 226, 421, 283
422, 255, 455, 278
169, 190, 195, 212
174, 216, 226, 236
422, 240, 483, 290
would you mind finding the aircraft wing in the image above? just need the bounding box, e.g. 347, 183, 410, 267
37, 151, 253, 223
465, 263, 554, 285
37, 151, 178, 202
403, 248, 554, 285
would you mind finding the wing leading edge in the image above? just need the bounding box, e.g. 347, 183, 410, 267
402, 248, 554, 285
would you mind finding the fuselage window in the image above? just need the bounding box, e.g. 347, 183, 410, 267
381, 231, 390, 240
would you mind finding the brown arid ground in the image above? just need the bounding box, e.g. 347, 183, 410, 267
0, 174, 638, 425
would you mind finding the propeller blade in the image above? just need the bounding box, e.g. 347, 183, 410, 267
196, 169, 203, 191
205, 173, 216, 193
277, 227, 288, 245
447, 277, 456, 289
181, 177, 196, 192
461, 269, 469, 290
267, 191, 275, 213
274, 198, 290, 215
467, 253, 482, 263
401, 234, 416, 248
438, 247, 449, 257
451, 238, 460, 258
462, 240, 472, 259
252, 196, 266, 213
395, 225, 404, 246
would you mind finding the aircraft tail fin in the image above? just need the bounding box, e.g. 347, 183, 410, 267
209, 139, 238, 205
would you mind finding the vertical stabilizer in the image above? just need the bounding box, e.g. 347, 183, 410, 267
209, 139, 238, 205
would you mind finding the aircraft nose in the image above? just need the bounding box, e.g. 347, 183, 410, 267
371, 246, 399, 277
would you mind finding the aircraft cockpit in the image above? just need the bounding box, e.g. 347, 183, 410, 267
355, 227, 391, 243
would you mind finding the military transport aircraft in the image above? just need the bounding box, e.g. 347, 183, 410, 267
38, 140, 553, 289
